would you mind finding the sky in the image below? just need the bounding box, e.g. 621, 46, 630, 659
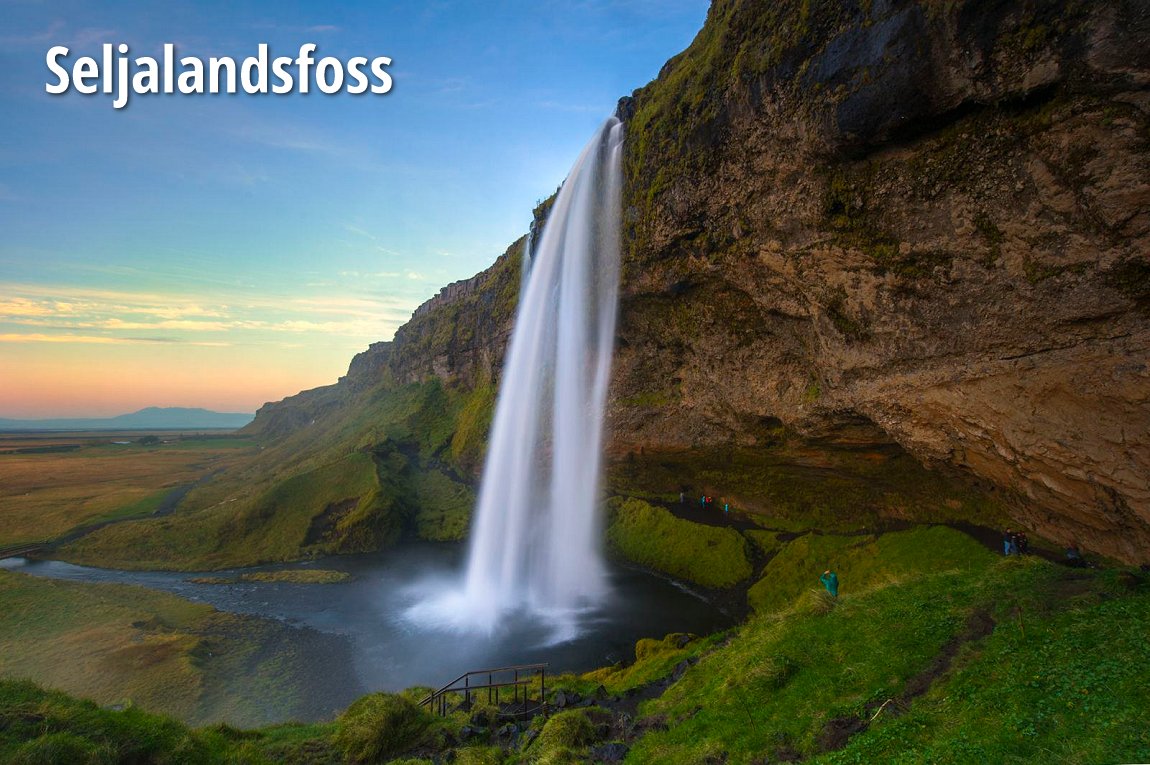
0, 0, 708, 418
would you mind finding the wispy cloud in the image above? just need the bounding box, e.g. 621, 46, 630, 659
0, 333, 230, 347
0, 282, 422, 346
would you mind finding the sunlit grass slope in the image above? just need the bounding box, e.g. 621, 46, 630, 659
58, 380, 490, 570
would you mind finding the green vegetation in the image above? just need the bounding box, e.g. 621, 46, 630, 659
55, 379, 484, 570
334, 693, 432, 763
747, 526, 994, 613
606, 498, 753, 588
411, 470, 474, 542
449, 382, 497, 472
527, 709, 595, 765
0, 679, 339, 764
62, 452, 394, 570
3, 536, 1148, 764
189, 570, 351, 585
628, 558, 1150, 764
0, 570, 347, 727
0, 438, 254, 547
575, 633, 720, 698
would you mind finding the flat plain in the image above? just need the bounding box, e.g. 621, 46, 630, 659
0, 432, 256, 547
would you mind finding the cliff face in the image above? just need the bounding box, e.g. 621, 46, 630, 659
612, 0, 1150, 561
240, 0, 1150, 564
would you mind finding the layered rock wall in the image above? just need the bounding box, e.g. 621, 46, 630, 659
612, 0, 1150, 561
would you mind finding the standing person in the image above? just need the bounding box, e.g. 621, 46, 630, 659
820, 570, 839, 597
1003, 529, 1016, 556
1016, 530, 1029, 555
700, 495, 706, 509
680, 490, 686, 505
724, 501, 730, 515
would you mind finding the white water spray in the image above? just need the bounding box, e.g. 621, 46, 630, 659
416, 117, 623, 636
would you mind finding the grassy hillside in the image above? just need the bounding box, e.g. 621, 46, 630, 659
58, 380, 489, 570
0, 570, 360, 728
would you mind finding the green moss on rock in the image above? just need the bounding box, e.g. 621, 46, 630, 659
607, 498, 753, 588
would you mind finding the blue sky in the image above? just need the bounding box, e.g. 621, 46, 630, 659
0, 0, 708, 417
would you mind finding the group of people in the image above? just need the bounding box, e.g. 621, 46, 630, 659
680, 491, 731, 515
1003, 528, 1030, 556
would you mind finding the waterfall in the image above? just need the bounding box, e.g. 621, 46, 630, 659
459, 117, 624, 634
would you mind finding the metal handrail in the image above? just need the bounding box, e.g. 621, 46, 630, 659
419, 663, 548, 717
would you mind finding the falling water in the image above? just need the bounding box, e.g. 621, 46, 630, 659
450, 117, 624, 635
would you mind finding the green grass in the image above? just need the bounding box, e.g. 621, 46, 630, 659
55, 379, 482, 570
411, 470, 475, 542
0, 570, 346, 728
3, 544, 1147, 765
744, 529, 784, 556
747, 526, 994, 613
570, 633, 724, 699
627, 557, 1150, 764
189, 570, 352, 585
62, 451, 394, 570
606, 498, 753, 588
89, 489, 171, 525
0, 679, 340, 764
816, 575, 1150, 764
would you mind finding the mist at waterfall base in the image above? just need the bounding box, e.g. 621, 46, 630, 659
407, 117, 625, 642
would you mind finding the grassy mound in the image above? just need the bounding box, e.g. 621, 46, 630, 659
606, 498, 753, 588
333, 693, 431, 763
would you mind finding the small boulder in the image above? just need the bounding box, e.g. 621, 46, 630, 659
457, 724, 486, 743
593, 742, 630, 763
496, 722, 520, 742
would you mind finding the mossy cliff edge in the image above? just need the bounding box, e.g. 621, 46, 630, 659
63, 0, 1150, 569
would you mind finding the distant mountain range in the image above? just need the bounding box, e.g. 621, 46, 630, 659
0, 407, 255, 431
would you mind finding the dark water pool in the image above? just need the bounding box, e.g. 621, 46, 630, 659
3, 544, 730, 716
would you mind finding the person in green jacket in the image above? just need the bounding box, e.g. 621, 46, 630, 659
820, 570, 839, 597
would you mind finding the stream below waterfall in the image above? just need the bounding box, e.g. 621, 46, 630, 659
3, 543, 731, 720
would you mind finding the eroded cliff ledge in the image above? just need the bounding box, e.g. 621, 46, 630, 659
612, 0, 1150, 562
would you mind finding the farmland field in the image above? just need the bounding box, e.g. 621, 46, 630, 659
0, 432, 256, 547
